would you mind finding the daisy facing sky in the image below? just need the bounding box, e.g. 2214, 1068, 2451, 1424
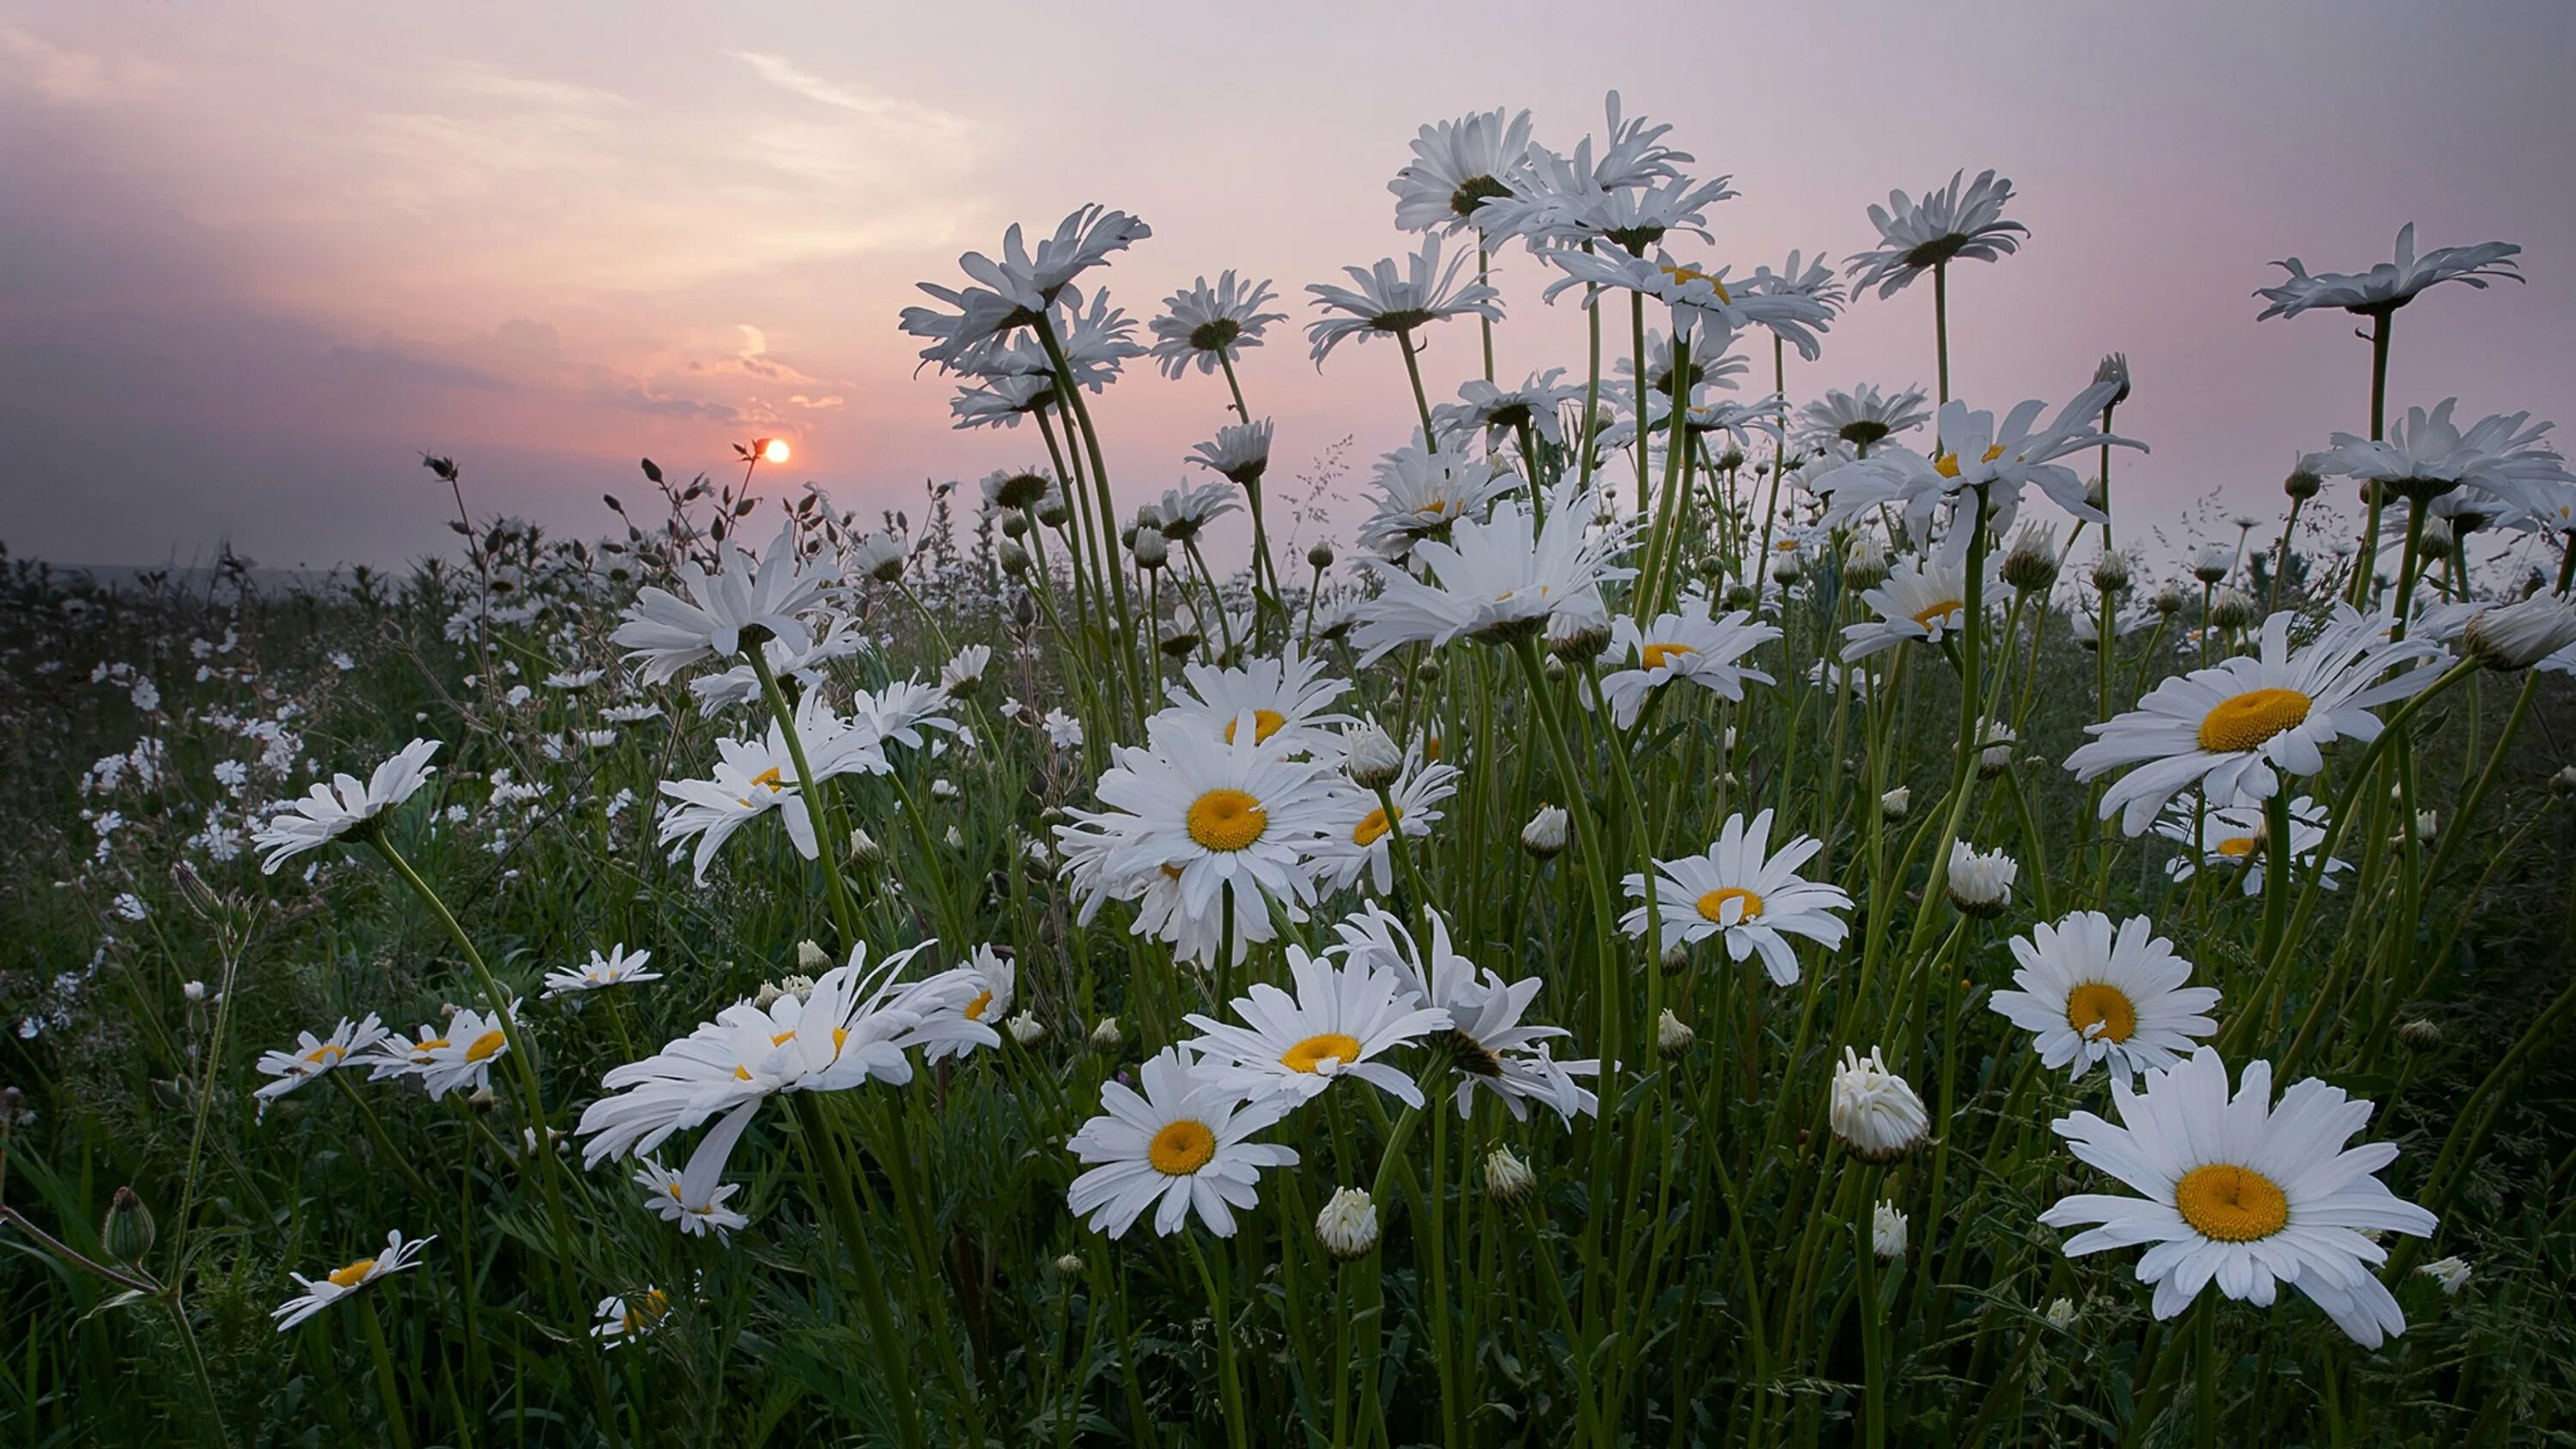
1066, 1046, 1297, 1240
1621, 809, 1854, 985
1989, 912, 2220, 1085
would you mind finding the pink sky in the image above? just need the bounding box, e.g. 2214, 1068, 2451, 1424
5, 1, 2573, 573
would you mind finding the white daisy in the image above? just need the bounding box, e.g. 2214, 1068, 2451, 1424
252, 738, 440, 874
1187, 419, 1274, 487
1305, 233, 1504, 367
1149, 271, 1287, 379
1844, 169, 2029, 299
1309, 744, 1461, 896
2154, 794, 2348, 894
1182, 945, 1450, 1109
1622, 810, 1854, 985
1796, 384, 1933, 457
252, 1014, 391, 1117
1357, 446, 1519, 562
592, 1288, 672, 1345
2318, 399, 2572, 513
542, 945, 662, 999
1433, 371, 1584, 452
1831, 1046, 1929, 1161
271, 1230, 431, 1331
1353, 483, 1636, 661
1812, 382, 2141, 537
1066, 1046, 1298, 1240
907, 944, 1016, 1064
379, 999, 520, 1100
2038, 1049, 2438, 1347
1839, 528, 1998, 663
1389, 106, 1537, 235
1542, 249, 1834, 361
2065, 609, 2447, 834
1592, 598, 1781, 729
2254, 223, 2521, 321
1990, 912, 2221, 1084
1331, 905, 1597, 1124
1149, 480, 1241, 543
901, 205, 1151, 372
1158, 646, 1353, 754
611, 521, 835, 685
939, 643, 992, 699
630, 1100, 756, 1240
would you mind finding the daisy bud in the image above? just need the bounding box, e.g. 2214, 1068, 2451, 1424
1660, 943, 1690, 977
1871, 1200, 1909, 1261
754, 980, 787, 1009
795, 940, 830, 973
1036, 497, 1070, 528
848, 828, 885, 868
1521, 805, 1570, 858
943, 825, 964, 849
1012, 591, 1037, 628
1999, 524, 2060, 594
100, 1185, 155, 1264
1543, 655, 1567, 682
1006, 1011, 1047, 1047
2207, 586, 2260, 631
182, 980, 207, 1003
1770, 552, 1803, 585
1946, 842, 2017, 917
2463, 593, 2576, 670
1315, 1187, 1380, 1261
1088, 1016, 1122, 1054
1655, 1009, 1696, 1060
1158, 625, 1200, 659
1830, 1046, 1929, 1163
1722, 582, 1759, 611
1341, 724, 1405, 790
2044, 1296, 2078, 1330
2094, 351, 2131, 407
2190, 544, 2233, 585
2090, 550, 2131, 595
1974, 723, 2018, 779
999, 511, 1029, 539
1880, 786, 1911, 822
172, 860, 223, 919
2284, 463, 2324, 501
779, 974, 815, 1000
1844, 536, 1891, 591
2417, 515, 2456, 556
2150, 583, 2188, 615
1307, 542, 1335, 571
999, 539, 1031, 575
1053, 1252, 1084, 1279
2398, 1018, 2443, 1052
1414, 656, 1443, 684
1482, 1147, 1534, 1206
2553, 765, 2576, 798
2416, 1255, 2472, 1296
2414, 809, 2438, 844
1131, 525, 1170, 571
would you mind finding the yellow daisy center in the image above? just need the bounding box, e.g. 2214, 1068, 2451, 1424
413, 1037, 448, 1055
1223, 710, 1289, 745
2197, 688, 2312, 753
770, 1030, 798, 1046
1187, 788, 1268, 852
963, 989, 995, 1022
1640, 642, 1695, 670
2063, 983, 2138, 1044
464, 1029, 507, 1063
1353, 805, 1403, 846
1425, 736, 1443, 763
326, 1258, 377, 1288
624, 1288, 671, 1333
1911, 600, 1964, 630
1696, 887, 1765, 924
2215, 835, 2260, 859
1657, 263, 1729, 300
1281, 1032, 1364, 1074
2173, 1163, 2290, 1242
750, 766, 785, 791
1933, 443, 2008, 478
304, 1044, 345, 1065
1148, 1119, 1217, 1175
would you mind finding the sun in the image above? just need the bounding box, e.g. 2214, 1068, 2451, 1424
759, 438, 792, 465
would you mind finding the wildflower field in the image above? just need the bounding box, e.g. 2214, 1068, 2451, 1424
9, 94, 2576, 1447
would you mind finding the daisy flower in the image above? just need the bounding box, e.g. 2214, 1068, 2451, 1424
1309, 743, 1461, 896
1798, 384, 1934, 457
1149, 271, 1287, 379
2155, 794, 2348, 894
1592, 597, 1781, 728
611, 521, 835, 685
1744, 249, 1850, 318
950, 373, 1054, 431
1187, 419, 1273, 487
252, 1014, 390, 1117
1839, 528, 1998, 663
1150, 480, 1241, 543
906, 944, 1016, 1064
1831, 1046, 1929, 1161
1356, 446, 1519, 561
1613, 328, 1750, 399
2065, 608, 2447, 834
1813, 382, 2142, 537
978, 468, 1060, 518
1622, 809, 1854, 985
271, 1229, 432, 1331
1844, 169, 2029, 299
1332, 905, 1598, 1124
1990, 912, 2221, 1084
2318, 399, 2573, 512
1508, 169, 1740, 253
1433, 371, 1584, 451
380, 999, 520, 1100
2253, 223, 2521, 321
1305, 233, 1504, 367
2038, 1048, 2438, 1347
1353, 484, 1636, 661
592, 1288, 672, 1345
901, 205, 1152, 371
939, 643, 992, 700
1183, 945, 1450, 1109
631, 1100, 757, 1240
1158, 645, 1353, 753
1542, 249, 1834, 361
1066, 1046, 1298, 1240
542, 945, 662, 999
1389, 106, 1536, 235
252, 738, 440, 874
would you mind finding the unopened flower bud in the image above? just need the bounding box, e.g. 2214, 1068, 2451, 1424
2208, 586, 2260, 631
2414, 809, 2438, 844
1006, 1011, 1046, 1046
2094, 351, 2131, 407
1660, 943, 1690, 977
2044, 1297, 2078, 1330
999, 539, 1031, 575
848, 828, 884, 868
2284, 463, 2324, 501
2417, 1255, 2472, 1297
2464, 594, 2576, 670
1770, 552, 1803, 585
999, 511, 1029, 539
2089, 551, 2132, 595
172, 861, 223, 920
796, 940, 830, 973
2398, 1018, 2443, 1052
1656, 1009, 1696, 1060
2190, 544, 2233, 585
1053, 1252, 1084, 1278
1974, 723, 2018, 779
1521, 805, 1569, 858
1844, 536, 1891, 591
1089, 1016, 1122, 1053
1482, 1147, 1534, 1205
1036, 497, 1070, 528
1946, 841, 2017, 917
1880, 786, 1911, 822
1306, 542, 1335, 571
1131, 525, 1170, 570
100, 1186, 155, 1264
1413, 656, 1443, 685
2000, 524, 2060, 594
2417, 515, 2455, 556
2151, 583, 2188, 615
2551, 765, 2576, 799
182, 980, 207, 1003
1315, 1186, 1380, 1261
1341, 724, 1404, 790
1872, 1200, 1910, 1260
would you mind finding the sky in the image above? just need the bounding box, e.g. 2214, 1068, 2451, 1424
4, 1, 2573, 574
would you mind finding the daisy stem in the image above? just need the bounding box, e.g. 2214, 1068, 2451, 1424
1036, 313, 1144, 729
2269, 498, 2305, 615
1932, 261, 1951, 408
1578, 277, 1604, 494
1182, 1234, 1249, 1449
1397, 325, 1439, 451
1509, 635, 1627, 1076
2387, 497, 2431, 637
2193, 1274, 2220, 1449
358, 1293, 414, 1449
1035, 407, 1108, 658
329, 1069, 436, 1203
2346, 310, 2394, 608
1477, 241, 1497, 384
790, 1094, 927, 1449
1639, 329, 1694, 614
1630, 292, 1652, 522
745, 647, 864, 954
1218, 348, 1253, 426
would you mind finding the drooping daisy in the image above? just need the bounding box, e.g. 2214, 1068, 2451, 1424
2253, 223, 2521, 321
1183, 944, 1450, 1109
1305, 233, 1504, 367
1389, 106, 1537, 236
2038, 1048, 2438, 1347
1796, 385, 1933, 457
2065, 608, 2447, 834
1477, 93, 1691, 242
1622, 810, 1854, 985
1309, 744, 1461, 895
1591, 598, 1781, 728
1744, 249, 1850, 321
271, 1230, 432, 1331
1149, 271, 1287, 379
1356, 446, 1519, 561
1844, 169, 2029, 299
252, 1013, 391, 1117
630, 1100, 756, 1240
1839, 528, 1998, 663
252, 738, 440, 874
2154, 794, 2348, 894
1331, 905, 1597, 1124
1353, 484, 1636, 661
906, 944, 1016, 1064
1494, 157, 1731, 252
611, 521, 835, 685
1812, 382, 2141, 537
543, 945, 662, 999
1158, 646, 1352, 754
1066, 1046, 1298, 1240
1990, 912, 2220, 1084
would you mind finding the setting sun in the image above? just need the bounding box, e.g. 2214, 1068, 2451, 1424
760, 438, 792, 465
